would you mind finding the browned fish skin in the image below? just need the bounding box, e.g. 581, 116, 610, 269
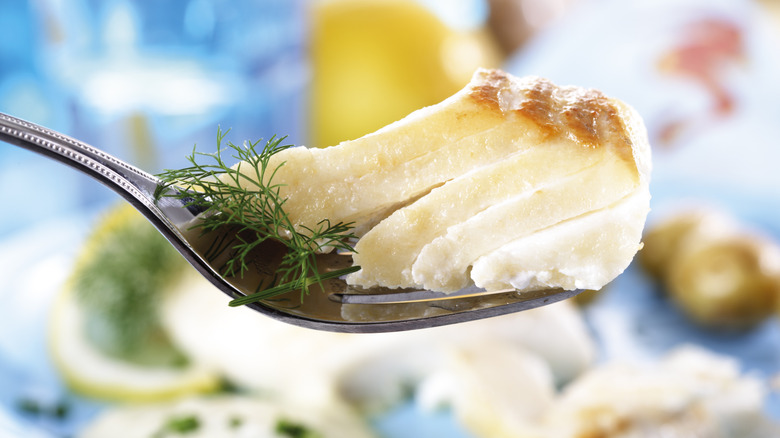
468, 69, 635, 169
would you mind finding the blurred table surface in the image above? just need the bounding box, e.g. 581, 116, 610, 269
1, 0, 780, 436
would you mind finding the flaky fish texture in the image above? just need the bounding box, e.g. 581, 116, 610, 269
238, 68, 651, 293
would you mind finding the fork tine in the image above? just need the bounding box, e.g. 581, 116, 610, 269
328, 288, 584, 331
331, 286, 514, 304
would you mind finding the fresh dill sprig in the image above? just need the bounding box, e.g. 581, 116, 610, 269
154, 128, 359, 306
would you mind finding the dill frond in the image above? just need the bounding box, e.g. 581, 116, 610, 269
155, 128, 358, 305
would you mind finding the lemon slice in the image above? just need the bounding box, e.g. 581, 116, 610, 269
49, 204, 219, 402
309, 0, 500, 147
50, 289, 218, 402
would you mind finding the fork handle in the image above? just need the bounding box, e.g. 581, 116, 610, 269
0, 112, 160, 209
0, 111, 205, 247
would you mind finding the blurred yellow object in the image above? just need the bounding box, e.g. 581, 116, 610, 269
50, 289, 219, 403
640, 210, 717, 279
757, 0, 780, 31
49, 204, 219, 402
642, 207, 780, 330
309, 0, 500, 148
572, 289, 603, 306
667, 236, 780, 330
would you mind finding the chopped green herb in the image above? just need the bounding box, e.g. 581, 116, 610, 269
153, 414, 201, 437
275, 418, 322, 438
16, 398, 42, 416
16, 397, 71, 421
52, 401, 70, 420
228, 416, 243, 429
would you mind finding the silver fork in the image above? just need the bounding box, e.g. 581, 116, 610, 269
0, 112, 582, 333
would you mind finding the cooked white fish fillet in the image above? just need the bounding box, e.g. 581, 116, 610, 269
470, 189, 650, 292
235, 68, 651, 293
426, 340, 557, 438
540, 346, 779, 438
432, 345, 779, 438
